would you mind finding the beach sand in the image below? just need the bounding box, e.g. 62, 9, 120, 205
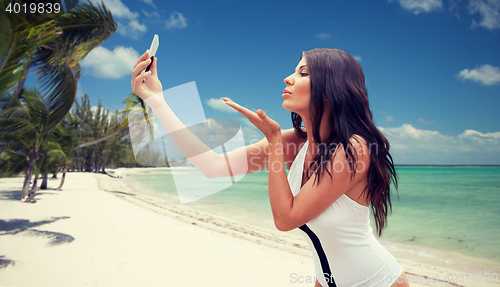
0, 169, 498, 287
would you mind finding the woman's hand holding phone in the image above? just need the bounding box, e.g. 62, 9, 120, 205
131, 50, 163, 101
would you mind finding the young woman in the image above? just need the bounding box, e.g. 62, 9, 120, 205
131, 48, 410, 287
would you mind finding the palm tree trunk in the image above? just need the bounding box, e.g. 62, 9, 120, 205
29, 174, 39, 198
56, 165, 67, 190
40, 168, 48, 189
21, 149, 38, 201
85, 154, 91, 172
102, 151, 110, 173
91, 148, 96, 172
13, 59, 32, 98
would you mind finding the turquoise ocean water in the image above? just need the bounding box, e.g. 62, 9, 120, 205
124, 166, 500, 265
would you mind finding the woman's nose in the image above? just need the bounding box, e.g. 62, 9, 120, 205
284, 75, 293, 86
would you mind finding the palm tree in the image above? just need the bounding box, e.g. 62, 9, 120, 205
0, 104, 66, 198
35, 130, 65, 192
65, 93, 144, 171
1, 0, 116, 102
0, 88, 74, 201
0, 0, 46, 100
0, 0, 116, 200
67, 92, 166, 170
53, 119, 79, 190
0, 138, 30, 178
76, 93, 152, 149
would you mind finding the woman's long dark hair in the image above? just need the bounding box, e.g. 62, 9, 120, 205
292, 48, 397, 236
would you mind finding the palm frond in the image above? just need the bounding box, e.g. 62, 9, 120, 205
0, 1, 44, 98
31, 1, 117, 133
0, 93, 37, 141
34, 59, 76, 134
0, 148, 29, 176
0, 0, 61, 98
49, 1, 117, 66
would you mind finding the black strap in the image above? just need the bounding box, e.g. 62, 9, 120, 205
299, 224, 337, 287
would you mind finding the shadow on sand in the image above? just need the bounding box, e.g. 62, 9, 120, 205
0, 188, 58, 202
0, 217, 74, 246
0, 189, 22, 201
0, 255, 15, 269
0, 217, 75, 269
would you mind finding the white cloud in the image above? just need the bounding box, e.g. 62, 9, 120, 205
93, 0, 147, 38
456, 64, 500, 85
120, 19, 147, 38
166, 11, 187, 29
140, 0, 156, 9
205, 98, 238, 113
142, 9, 160, 20
353, 56, 362, 62
459, 129, 500, 140
390, 0, 443, 14
418, 118, 436, 124
235, 118, 263, 144
378, 124, 500, 164
205, 119, 242, 150
469, 0, 500, 30
81, 46, 140, 79
385, 116, 395, 122
315, 33, 331, 40
448, 0, 461, 16
381, 124, 445, 141
242, 127, 263, 145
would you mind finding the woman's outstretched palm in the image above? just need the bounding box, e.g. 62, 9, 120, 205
223, 98, 281, 141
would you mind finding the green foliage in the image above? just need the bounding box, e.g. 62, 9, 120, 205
67, 93, 143, 171
0, 0, 116, 104
0, 88, 69, 179
0, 0, 52, 99
0, 0, 117, 193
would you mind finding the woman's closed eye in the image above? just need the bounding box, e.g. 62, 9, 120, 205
300, 72, 309, 77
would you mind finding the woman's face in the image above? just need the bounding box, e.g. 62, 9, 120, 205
282, 56, 311, 114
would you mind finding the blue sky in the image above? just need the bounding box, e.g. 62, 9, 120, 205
29, 0, 500, 164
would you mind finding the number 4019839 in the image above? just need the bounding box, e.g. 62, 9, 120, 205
5, 2, 62, 14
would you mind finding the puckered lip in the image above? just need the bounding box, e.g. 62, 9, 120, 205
283, 88, 292, 95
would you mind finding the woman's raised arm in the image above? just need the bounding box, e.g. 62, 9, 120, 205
131, 51, 299, 178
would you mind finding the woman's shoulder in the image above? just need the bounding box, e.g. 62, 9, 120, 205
350, 134, 368, 146
347, 134, 371, 166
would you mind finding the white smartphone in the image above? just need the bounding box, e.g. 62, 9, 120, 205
144, 34, 159, 73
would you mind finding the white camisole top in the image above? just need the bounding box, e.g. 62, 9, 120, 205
288, 140, 403, 287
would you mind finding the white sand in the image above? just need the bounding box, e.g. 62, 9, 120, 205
0, 170, 498, 287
